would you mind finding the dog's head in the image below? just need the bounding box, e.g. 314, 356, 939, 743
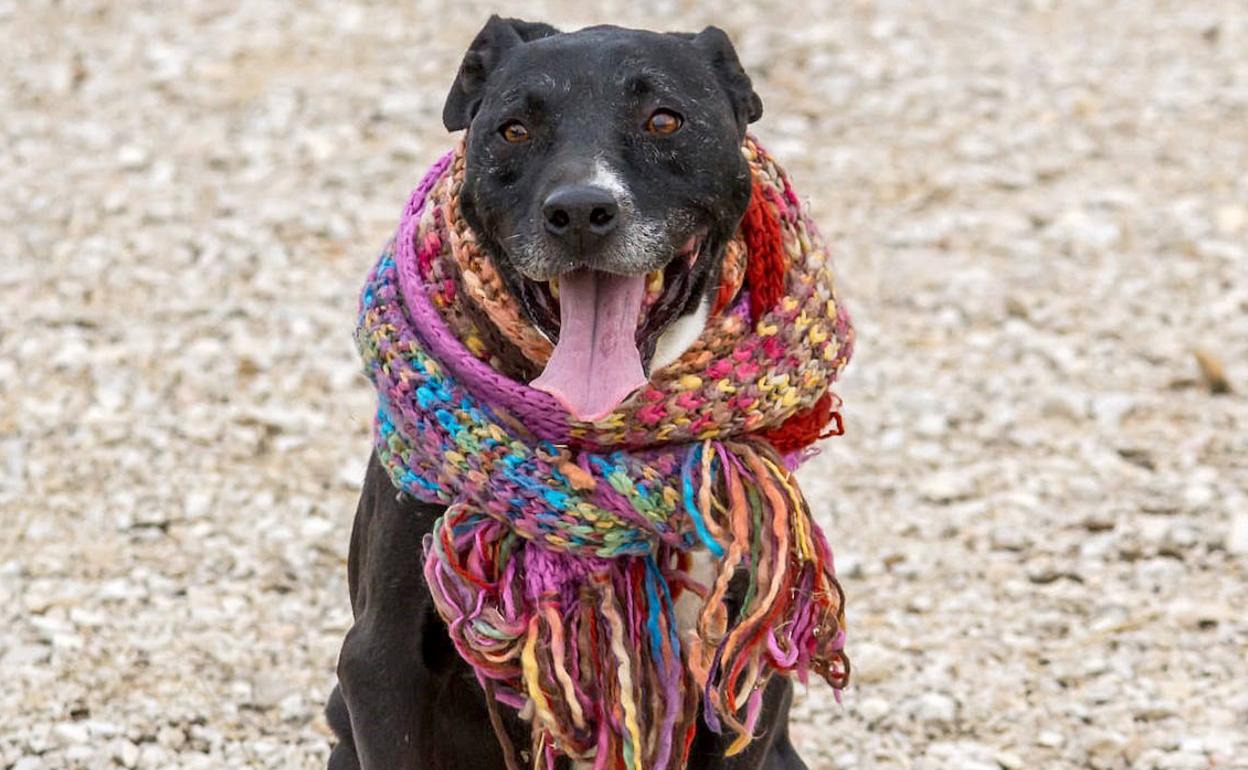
443, 17, 762, 420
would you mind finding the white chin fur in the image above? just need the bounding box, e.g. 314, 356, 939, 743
649, 296, 709, 372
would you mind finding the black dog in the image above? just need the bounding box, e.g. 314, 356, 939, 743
327, 17, 808, 770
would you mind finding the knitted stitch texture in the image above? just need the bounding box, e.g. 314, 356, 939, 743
355, 136, 854, 770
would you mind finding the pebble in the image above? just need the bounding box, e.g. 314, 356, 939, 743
110, 738, 141, 768
1086, 729, 1127, 757
51, 722, 90, 747
1092, 393, 1136, 428
910, 693, 957, 728
1037, 731, 1066, 749
851, 643, 905, 684
917, 472, 977, 504
858, 697, 890, 723
116, 144, 151, 171
1041, 392, 1086, 421
1226, 513, 1248, 555
1215, 204, 1246, 235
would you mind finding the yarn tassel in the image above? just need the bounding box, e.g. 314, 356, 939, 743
685, 439, 849, 749
423, 439, 847, 769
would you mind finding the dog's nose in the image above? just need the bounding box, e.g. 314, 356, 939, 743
542, 186, 619, 247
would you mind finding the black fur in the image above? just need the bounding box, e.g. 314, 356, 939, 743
327, 18, 806, 770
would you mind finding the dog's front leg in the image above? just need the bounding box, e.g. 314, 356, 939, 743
687, 677, 809, 770
328, 454, 437, 769
329, 453, 526, 770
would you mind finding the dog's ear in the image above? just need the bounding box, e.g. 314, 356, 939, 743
443, 15, 560, 132
683, 26, 763, 130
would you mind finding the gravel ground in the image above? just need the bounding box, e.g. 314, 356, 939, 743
3, 1, 1247, 769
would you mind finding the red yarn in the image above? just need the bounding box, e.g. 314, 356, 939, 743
742, 183, 841, 454
760, 393, 843, 455
741, 180, 787, 322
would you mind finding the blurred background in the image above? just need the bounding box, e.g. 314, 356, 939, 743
2, 1, 1246, 768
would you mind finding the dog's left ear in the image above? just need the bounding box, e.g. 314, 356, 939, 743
443, 15, 560, 132
686, 26, 763, 130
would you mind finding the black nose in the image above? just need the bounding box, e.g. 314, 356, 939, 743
542, 186, 619, 247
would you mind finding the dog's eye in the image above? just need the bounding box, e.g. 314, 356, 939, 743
499, 120, 531, 143
644, 109, 683, 135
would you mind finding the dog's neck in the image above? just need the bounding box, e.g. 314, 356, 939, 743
650, 295, 710, 371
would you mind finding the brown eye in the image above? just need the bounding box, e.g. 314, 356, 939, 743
499, 121, 530, 143
644, 109, 683, 135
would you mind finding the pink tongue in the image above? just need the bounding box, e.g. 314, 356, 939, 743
531, 269, 648, 421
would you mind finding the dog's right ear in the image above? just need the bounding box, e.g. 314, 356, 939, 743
689, 27, 763, 129
442, 15, 560, 132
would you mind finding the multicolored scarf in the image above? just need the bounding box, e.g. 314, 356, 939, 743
356, 136, 854, 770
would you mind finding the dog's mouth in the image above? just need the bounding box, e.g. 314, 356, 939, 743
525, 231, 708, 421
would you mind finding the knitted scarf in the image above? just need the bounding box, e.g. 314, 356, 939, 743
356, 136, 854, 770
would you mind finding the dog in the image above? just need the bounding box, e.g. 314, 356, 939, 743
327, 17, 809, 770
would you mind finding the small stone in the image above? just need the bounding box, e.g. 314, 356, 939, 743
2, 643, 51, 666
925, 740, 999, 770
1052, 208, 1122, 250
907, 594, 935, 613
51, 721, 90, 746
83, 719, 122, 737
918, 472, 977, 504
1037, 730, 1066, 748
851, 643, 905, 684
339, 457, 368, 488
990, 526, 1030, 551
1092, 394, 1135, 428
832, 752, 859, 769
911, 692, 958, 727
1086, 728, 1127, 756
110, 738, 140, 768
1214, 204, 1246, 234
1227, 513, 1248, 555
65, 745, 95, 762
858, 696, 890, 723
138, 743, 170, 768
914, 412, 949, 438
1158, 751, 1208, 770
183, 489, 214, 519
1004, 295, 1029, 319
1134, 701, 1180, 721
1193, 348, 1232, 394
1182, 482, 1215, 509
1041, 392, 1086, 421
279, 692, 305, 721
835, 552, 864, 579
117, 144, 150, 170
156, 725, 186, 749
250, 671, 294, 709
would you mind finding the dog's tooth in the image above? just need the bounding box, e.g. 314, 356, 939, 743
646, 269, 664, 295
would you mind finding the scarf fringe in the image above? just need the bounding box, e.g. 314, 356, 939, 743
423, 439, 847, 770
